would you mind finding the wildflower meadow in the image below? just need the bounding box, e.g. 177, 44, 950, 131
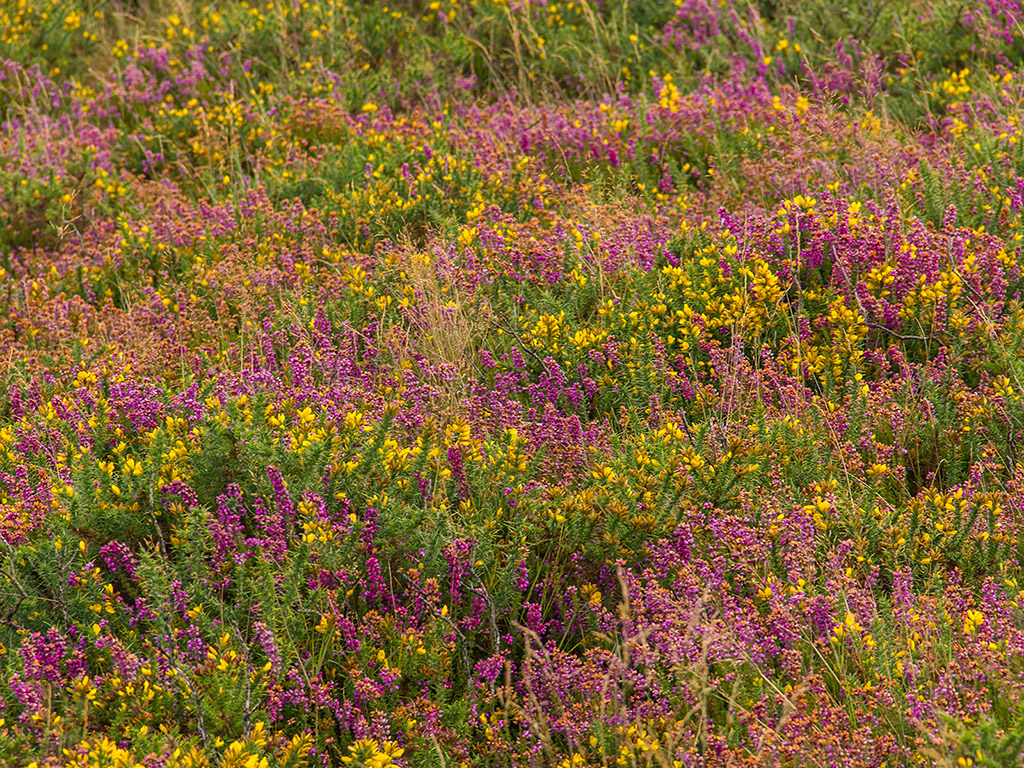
1, 0, 1024, 765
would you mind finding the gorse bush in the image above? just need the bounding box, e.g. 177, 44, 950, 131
2, 1, 1024, 767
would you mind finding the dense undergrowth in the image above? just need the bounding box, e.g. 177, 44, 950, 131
1, 1, 1024, 766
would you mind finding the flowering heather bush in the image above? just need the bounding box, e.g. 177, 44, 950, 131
2, 1, 1024, 766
